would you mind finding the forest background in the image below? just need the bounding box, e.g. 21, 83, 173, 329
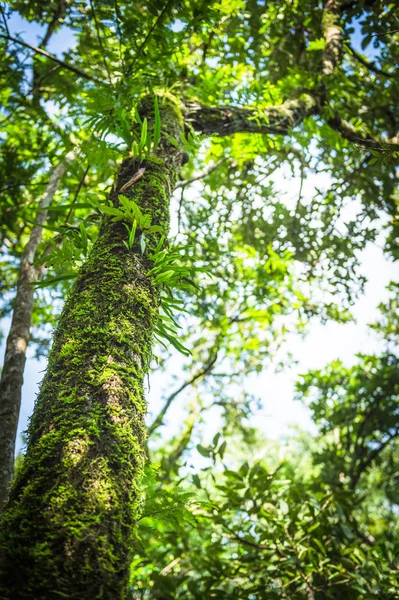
0, 1, 398, 599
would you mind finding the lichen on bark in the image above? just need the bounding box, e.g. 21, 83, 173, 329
0, 101, 184, 600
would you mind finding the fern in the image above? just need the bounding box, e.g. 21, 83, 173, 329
100, 195, 162, 253
147, 237, 211, 356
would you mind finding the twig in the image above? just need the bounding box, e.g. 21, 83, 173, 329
371, 29, 399, 37
148, 347, 219, 435
89, 0, 113, 84
125, 0, 176, 76
65, 164, 90, 223
0, 4, 10, 37
175, 157, 228, 188
0, 34, 107, 84
159, 557, 180, 576
350, 429, 399, 490
113, 0, 125, 73
347, 44, 395, 78
39, 0, 67, 49
177, 184, 185, 234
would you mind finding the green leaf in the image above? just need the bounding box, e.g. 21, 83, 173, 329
79, 222, 88, 255
140, 118, 148, 151
192, 474, 201, 488
153, 94, 161, 149
197, 444, 210, 457
31, 273, 78, 288
148, 225, 163, 234
219, 440, 227, 459
100, 206, 125, 219
153, 270, 176, 284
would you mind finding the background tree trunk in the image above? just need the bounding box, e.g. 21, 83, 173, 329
0, 152, 74, 509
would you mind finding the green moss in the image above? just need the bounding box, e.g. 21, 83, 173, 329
0, 103, 184, 599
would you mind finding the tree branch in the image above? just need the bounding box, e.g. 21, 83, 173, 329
175, 157, 228, 188
163, 399, 202, 468
0, 4, 10, 37
347, 44, 395, 78
0, 150, 75, 509
349, 429, 399, 490
322, 0, 342, 76
185, 95, 318, 137
125, 0, 176, 76
0, 34, 107, 85
148, 348, 219, 435
39, 0, 68, 49
327, 115, 399, 149
89, 0, 113, 84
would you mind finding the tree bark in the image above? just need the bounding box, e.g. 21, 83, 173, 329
0, 152, 74, 509
322, 0, 342, 76
185, 94, 318, 136
0, 101, 184, 599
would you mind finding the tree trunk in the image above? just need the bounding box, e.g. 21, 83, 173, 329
0, 101, 184, 599
0, 152, 74, 509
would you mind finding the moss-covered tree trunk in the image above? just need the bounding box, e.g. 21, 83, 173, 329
0, 101, 184, 600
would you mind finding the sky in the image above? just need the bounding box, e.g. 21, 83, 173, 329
1, 8, 398, 455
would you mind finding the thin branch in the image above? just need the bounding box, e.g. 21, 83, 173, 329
175, 157, 228, 188
347, 44, 395, 78
371, 29, 399, 37
113, 0, 125, 73
339, 0, 378, 12
2, 180, 51, 194
342, 508, 375, 547
350, 429, 399, 490
177, 184, 185, 234
0, 4, 10, 37
159, 558, 180, 576
162, 398, 202, 467
0, 34, 107, 84
39, 0, 67, 49
327, 115, 399, 149
221, 531, 271, 551
65, 164, 90, 223
38, 163, 90, 263
148, 348, 219, 435
125, 0, 176, 77
89, 0, 112, 84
